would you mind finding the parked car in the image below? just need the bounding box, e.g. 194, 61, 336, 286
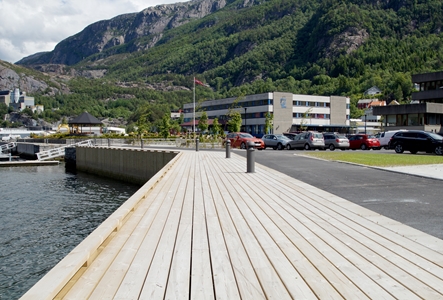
283, 132, 301, 140
323, 133, 350, 150
262, 134, 292, 150
378, 130, 407, 149
225, 132, 265, 150
389, 130, 443, 155
348, 134, 381, 150
288, 131, 325, 150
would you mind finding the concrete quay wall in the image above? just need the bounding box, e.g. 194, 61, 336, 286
76, 147, 179, 185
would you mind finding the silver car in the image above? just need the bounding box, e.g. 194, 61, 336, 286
262, 134, 292, 150
323, 133, 350, 150
289, 131, 325, 150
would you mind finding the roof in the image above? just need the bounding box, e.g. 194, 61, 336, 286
68, 112, 102, 125
364, 86, 382, 95
357, 99, 373, 104
368, 100, 386, 107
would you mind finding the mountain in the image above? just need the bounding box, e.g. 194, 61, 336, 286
8, 0, 443, 127
16, 0, 231, 66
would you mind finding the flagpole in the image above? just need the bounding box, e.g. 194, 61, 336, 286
193, 77, 196, 137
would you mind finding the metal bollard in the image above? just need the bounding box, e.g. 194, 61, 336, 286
196, 137, 199, 152
108, 138, 111, 147
141, 138, 144, 149
225, 139, 231, 158
246, 141, 255, 173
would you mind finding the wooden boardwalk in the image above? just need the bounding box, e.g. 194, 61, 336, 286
22, 150, 443, 299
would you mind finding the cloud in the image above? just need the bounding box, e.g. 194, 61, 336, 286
0, 0, 185, 63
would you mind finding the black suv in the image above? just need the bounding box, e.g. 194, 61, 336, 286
389, 130, 443, 155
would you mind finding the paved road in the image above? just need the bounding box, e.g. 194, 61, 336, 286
233, 148, 443, 240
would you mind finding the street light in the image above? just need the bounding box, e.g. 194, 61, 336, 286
364, 114, 367, 134
244, 107, 247, 133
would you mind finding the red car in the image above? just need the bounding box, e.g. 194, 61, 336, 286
348, 134, 381, 150
225, 132, 265, 149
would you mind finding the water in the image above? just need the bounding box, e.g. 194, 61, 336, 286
0, 164, 140, 299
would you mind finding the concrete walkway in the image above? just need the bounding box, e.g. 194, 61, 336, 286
382, 163, 443, 180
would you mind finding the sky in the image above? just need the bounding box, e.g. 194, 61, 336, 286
0, 0, 185, 64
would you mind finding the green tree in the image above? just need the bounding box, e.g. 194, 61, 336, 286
159, 113, 171, 139
299, 108, 313, 131
136, 112, 150, 138
197, 111, 208, 133
227, 110, 242, 132
264, 112, 274, 134
211, 117, 223, 136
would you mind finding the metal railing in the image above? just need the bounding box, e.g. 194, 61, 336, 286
36, 140, 93, 161
0, 142, 17, 154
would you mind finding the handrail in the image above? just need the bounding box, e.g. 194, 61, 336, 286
0, 142, 17, 153
36, 140, 93, 161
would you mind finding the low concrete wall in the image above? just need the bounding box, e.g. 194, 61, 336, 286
76, 147, 179, 185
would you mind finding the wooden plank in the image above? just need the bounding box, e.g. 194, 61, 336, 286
215, 155, 358, 299
200, 154, 241, 299
90, 153, 190, 299
255, 164, 443, 273
259, 163, 443, 257
164, 153, 196, 300
238, 159, 438, 299
208, 155, 294, 299
139, 153, 195, 299
190, 153, 215, 299
63, 155, 187, 299
210, 157, 354, 299
202, 154, 266, 299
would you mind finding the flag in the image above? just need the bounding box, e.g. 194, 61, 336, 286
194, 78, 210, 87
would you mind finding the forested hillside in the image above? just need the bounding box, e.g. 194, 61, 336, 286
12, 0, 443, 129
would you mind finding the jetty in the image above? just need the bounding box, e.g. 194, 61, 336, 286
21, 149, 443, 299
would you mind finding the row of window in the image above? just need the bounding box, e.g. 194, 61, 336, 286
293, 113, 331, 119
293, 101, 351, 109
384, 113, 443, 126
183, 99, 273, 113
293, 101, 330, 107
417, 81, 443, 91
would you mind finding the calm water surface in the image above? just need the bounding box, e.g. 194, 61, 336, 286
0, 164, 140, 299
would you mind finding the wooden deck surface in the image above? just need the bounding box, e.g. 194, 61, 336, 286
22, 150, 443, 299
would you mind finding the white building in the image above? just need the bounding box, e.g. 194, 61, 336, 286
0, 88, 43, 113
183, 92, 350, 136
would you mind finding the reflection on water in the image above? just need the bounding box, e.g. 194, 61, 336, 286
0, 164, 140, 299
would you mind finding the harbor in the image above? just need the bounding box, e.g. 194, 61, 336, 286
0, 163, 140, 299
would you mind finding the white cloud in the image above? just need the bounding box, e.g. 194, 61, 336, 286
0, 0, 185, 63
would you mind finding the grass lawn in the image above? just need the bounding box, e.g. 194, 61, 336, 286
301, 151, 443, 167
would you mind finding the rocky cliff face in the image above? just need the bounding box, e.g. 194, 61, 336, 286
17, 0, 228, 67
0, 61, 69, 95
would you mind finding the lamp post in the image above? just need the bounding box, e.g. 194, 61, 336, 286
364, 114, 367, 134
244, 107, 247, 133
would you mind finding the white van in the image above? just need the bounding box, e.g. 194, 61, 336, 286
378, 130, 407, 149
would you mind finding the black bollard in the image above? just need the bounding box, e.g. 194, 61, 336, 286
225, 139, 231, 158
141, 138, 144, 149
196, 137, 199, 152
246, 141, 255, 173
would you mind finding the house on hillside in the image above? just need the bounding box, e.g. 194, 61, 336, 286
364, 86, 382, 96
